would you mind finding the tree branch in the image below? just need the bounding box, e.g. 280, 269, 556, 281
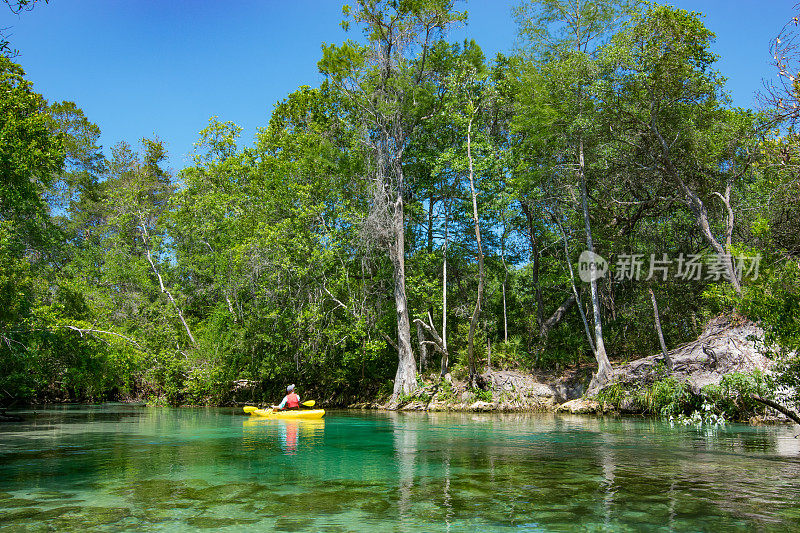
539, 294, 576, 340
751, 394, 800, 426
65, 326, 145, 351
413, 314, 447, 356
139, 221, 197, 346
322, 285, 399, 352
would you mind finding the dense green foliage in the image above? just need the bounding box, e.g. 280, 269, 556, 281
1, 1, 798, 413
596, 371, 773, 421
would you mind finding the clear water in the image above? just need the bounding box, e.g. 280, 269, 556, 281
1, 406, 799, 532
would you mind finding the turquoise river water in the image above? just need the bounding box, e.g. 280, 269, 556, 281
1, 405, 799, 531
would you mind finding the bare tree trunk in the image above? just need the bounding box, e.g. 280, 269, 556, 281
390, 193, 417, 400
711, 176, 742, 293
579, 140, 613, 388
225, 295, 237, 323
552, 212, 596, 354
466, 115, 484, 382
499, 209, 509, 343
427, 194, 435, 253
139, 222, 196, 346
502, 272, 508, 343
648, 287, 672, 369
65, 326, 144, 350
501, 243, 508, 343
441, 200, 449, 376
487, 335, 492, 371
688, 188, 741, 294
650, 121, 742, 294
522, 203, 544, 331
416, 320, 427, 373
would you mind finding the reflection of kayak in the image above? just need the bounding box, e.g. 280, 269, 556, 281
244, 407, 325, 419
242, 417, 325, 452
243, 417, 326, 429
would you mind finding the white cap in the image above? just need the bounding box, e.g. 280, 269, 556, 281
287, 384, 295, 392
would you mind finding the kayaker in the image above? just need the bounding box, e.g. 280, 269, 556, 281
273, 384, 301, 410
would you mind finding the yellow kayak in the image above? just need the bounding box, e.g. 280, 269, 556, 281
243, 406, 325, 419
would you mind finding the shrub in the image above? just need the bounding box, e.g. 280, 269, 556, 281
701, 371, 772, 420
376, 380, 394, 401
416, 391, 432, 403
491, 336, 526, 370
596, 378, 696, 416
471, 388, 493, 403
595, 381, 627, 408
437, 379, 457, 402
671, 401, 728, 427
734, 256, 800, 410
449, 363, 468, 382
645, 377, 695, 416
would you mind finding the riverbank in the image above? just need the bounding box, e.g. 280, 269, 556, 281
357, 316, 798, 424
4, 315, 795, 427
350, 367, 588, 413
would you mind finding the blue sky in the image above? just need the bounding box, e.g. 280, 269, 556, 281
1, 0, 793, 169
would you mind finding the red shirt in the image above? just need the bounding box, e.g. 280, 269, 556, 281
285, 392, 300, 409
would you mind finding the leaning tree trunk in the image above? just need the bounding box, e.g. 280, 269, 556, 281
539, 294, 576, 341
648, 286, 672, 369
552, 213, 596, 354
650, 121, 742, 294
139, 222, 196, 346
413, 311, 448, 362
751, 395, 800, 425
579, 140, 613, 389
466, 115, 484, 383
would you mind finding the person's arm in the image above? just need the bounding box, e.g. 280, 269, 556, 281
275, 395, 288, 410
